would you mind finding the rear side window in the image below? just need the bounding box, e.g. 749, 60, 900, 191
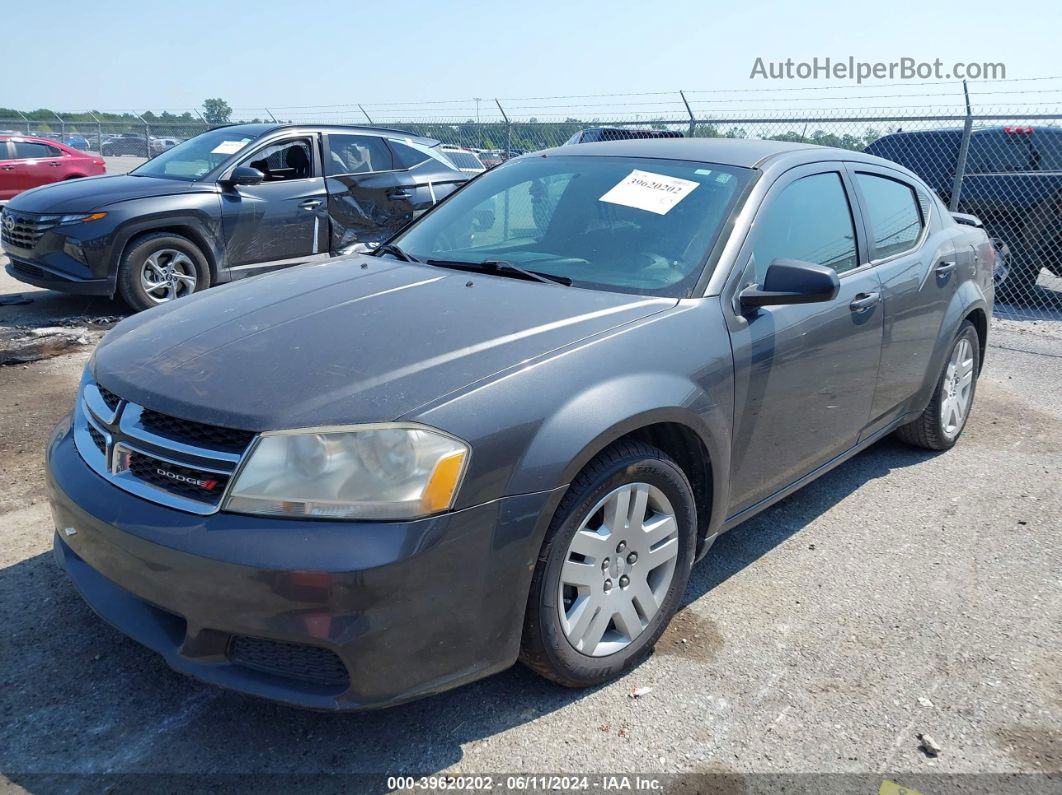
752, 172, 858, 279
13, 141, 61, 159
855, 173, 924, 259
326, 134, 393, 175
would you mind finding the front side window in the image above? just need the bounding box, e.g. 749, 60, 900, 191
13, 141, 61, 159
326, 134, 392, 176
393, 154, 752, 297
242, 139, 314, 181
752, 172, 858, 280
855, 173, 924, 259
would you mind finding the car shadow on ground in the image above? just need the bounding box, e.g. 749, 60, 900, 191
0, 437, 934, 784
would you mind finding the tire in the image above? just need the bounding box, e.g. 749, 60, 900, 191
520, 440, 697, 688
895, 321, 980, 451
116, 232, 211, 312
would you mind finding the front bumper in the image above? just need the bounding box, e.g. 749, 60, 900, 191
5, 260, 114, 295
47, 416, 562, 710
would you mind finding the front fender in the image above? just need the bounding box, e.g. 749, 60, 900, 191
410, 301, 735, 535
109, 197, 223, 277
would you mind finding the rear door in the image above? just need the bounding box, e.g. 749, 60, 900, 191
219, 135, 329, 271
846, 165, 963, 431
323, 133, 464, 250
9, 140, 66, 193
723, 164, 884, 517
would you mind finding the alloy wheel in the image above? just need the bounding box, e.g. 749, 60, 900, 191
558, 483, 680, 657
140, 249, 197, 304
940, 337, 975, 438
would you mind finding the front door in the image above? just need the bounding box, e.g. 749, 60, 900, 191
9, 140, 66, 193
724, 165, 884, 516
220, 136, 328, 270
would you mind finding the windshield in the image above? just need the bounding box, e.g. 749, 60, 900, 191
132, 128, 260, 181
393, 155, 752, 297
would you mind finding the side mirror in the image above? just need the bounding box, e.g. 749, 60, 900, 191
223, 166, 264, 187
739, 259, 840, 311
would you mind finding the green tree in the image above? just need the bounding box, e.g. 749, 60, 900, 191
201, 98, 232, 125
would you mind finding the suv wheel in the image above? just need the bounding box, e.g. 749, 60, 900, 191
895, 320, 980, 451
117, 232, 211, 312
520, 440, 696, 687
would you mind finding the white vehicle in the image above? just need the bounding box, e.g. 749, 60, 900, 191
438, 145, 486, 175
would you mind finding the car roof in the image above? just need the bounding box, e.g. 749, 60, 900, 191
0, 134, 73, 146
541, 137, 860, 168
876, 125, 1062, 138
222, 121, 433, 142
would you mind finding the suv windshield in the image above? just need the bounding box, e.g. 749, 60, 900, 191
393, 155, 752, 297
132, 128, 261, 181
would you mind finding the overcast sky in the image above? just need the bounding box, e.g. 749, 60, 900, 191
3, 0, 1059, 119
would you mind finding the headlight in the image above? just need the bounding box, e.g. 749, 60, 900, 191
58, 212, 107, 225
224, 424, 469, 520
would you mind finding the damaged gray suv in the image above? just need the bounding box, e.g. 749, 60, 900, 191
47, 138, 995, 710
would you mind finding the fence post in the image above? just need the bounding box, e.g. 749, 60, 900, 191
495, 99, 511, 157
89, 112, 102, 153
680, 91, 695, 137
949, 80, 974, 212
265, 108, 279, 123
16, 110, 30, 134
133, 113, 150, 157
54, 112, 65, 141
358, 105, 374, 125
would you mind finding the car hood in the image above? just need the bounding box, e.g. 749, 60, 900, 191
92, 257, 675, 430
7, 173, 208, 213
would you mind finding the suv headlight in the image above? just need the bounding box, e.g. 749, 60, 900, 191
224, 424, 469, 520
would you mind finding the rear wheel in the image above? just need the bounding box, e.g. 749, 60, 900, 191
520, 440, 696, 687
116, 232, 210, 312
895, 321, 980, 451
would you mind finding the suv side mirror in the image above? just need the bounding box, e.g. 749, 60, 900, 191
224, 166, 264, 187
739, 259, 840, 311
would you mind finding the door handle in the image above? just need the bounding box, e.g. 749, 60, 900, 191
299, 199, 322, 210
849, 292, 880, 312
387, 190, 412, 200
48, 162, 63, 167
935, 260, 957, 275
0, 166, 14, 171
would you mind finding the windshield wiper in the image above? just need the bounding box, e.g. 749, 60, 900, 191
426, 259, 572, 286
374, 243, 420, 263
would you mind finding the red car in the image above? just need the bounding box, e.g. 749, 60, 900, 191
0, 135, 106, 203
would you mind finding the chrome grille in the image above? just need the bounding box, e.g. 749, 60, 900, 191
73, 379, 256, 515
1, 210, 61, 250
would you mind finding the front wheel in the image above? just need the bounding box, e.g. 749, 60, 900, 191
520, 440, 696, 688
116, 232, 211, 312
895, 321, 980, 451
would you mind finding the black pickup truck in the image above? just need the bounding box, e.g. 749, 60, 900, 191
866, 125, 1061, 298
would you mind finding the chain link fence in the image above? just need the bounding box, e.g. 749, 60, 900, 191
3, 102, 1059, 320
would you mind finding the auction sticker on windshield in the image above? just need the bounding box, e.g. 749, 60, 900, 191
211, 139, 250, 155
599, 169, 700, 215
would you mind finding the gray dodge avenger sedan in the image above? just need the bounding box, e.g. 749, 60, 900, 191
47, 137, 995, 710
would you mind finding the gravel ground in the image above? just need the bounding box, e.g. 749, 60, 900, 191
0, 292, 1058, 792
